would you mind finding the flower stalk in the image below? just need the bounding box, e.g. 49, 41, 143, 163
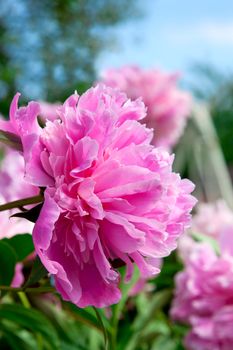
0, 194, 44, 212
0, 285, 55, 293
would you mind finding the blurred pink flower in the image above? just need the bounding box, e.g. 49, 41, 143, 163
1, 85, 196, 307
38, 101, 61, 122
11, 263, 24, 288
0, 147, 38, 287
171, 235, 233, 350
192, 200, 233, 239
0, 149, 39, 238
177, 233, 197, 262
184, 309, 233, 350
177, 200, 233, 262
100, 65, 192, 149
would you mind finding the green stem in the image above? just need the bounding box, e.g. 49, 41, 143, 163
0, 194, 44, 212
93, 307, 109, 350
18, 291, 31, 309
110, 313, 118, 350
36, 333, 44, 350
0, 286, 55, 294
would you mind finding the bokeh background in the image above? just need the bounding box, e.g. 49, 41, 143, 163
1, 2, 233, 350
1, 0, 233, 164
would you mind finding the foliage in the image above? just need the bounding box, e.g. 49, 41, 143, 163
188, 63, 233, 165
0, 0, 139, 114
1, 5, 233, 349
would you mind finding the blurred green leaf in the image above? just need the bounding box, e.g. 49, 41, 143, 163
2, 234, 34, 262
124, 290, 172, 350
151, 336, 181, 350
23, 256, 48, 288
155, 252, 183, 291
60, 342, 88, 350
112, 266, 140, 325
93, 307, 109, 349
132, 290, 172, 333
191, 104, 233, 208
0, 303, 60, 349
0, 241, 17, 286
110, 266, 140, 349
32, 299, 89, 348
213, 110, 233, 164
65, 302, 102, 331
0, 325, 37, 350
192, 231, 220, 254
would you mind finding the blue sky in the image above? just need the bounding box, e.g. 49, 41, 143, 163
96, 0, 233, 81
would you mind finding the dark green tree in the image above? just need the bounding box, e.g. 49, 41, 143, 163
0, 0, 139, 114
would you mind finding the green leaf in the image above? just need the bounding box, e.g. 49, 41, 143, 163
33, 299, 85, 346
109, 266, 140, 350
112, 265, 140, 326
0, 303, 60, 350
155, 252, 183, 291
60, 342, 88, 350
1, 328, 36, 350
125, 290, 172, 350
2, 234, 34, 261
191, 105, 233, 208
152, 336, 181, 350
0, 241, 17, 286
65, 302, 101, 331
132, 290, 172, 332
24, 256, 48, 288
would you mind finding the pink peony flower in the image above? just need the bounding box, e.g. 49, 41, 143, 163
192, 200, 233, 239
171, 235, 233, 350
1, 85, 196, 307
100, 65, 192, 149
